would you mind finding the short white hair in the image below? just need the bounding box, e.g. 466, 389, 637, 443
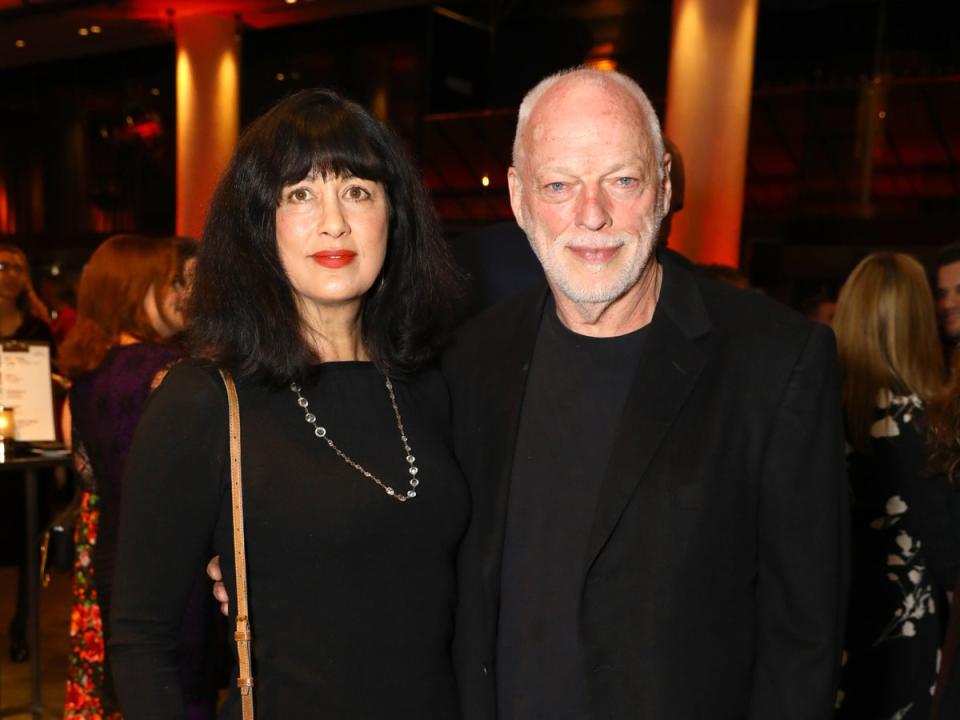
512, 67, 665, 180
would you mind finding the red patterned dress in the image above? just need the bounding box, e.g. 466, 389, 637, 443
65, 483, 121, 719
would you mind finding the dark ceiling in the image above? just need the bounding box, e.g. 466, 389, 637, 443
1, 0, 957, 282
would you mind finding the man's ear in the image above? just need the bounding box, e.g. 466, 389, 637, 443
660, 152, 673, 217
508, 166, 525, 229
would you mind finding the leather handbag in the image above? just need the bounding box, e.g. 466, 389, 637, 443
39, 491, 82, 587
220, 369, 255, 720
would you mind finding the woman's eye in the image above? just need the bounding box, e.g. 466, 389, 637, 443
344, 186, 372, 201
287, 187, 311, 203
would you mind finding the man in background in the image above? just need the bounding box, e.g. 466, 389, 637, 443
934, 242, 960, 356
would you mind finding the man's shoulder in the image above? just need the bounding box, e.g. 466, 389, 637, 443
441, 285, 545, 392
669, 251, 804, 325
451, 285, 546, 350
662, 250, 832, 362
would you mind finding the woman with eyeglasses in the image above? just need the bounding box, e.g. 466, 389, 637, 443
0, 244, 53, 346
0, 244, 55, 663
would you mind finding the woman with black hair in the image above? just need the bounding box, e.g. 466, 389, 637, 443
109, 90, 467, 719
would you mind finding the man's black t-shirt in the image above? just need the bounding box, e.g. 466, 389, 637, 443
496, 297, 649, 719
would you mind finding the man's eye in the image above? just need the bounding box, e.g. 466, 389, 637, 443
546, 182, 566, 193
615, 177, 637, 187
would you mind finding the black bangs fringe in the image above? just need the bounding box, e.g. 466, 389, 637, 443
277, 102, 389, 190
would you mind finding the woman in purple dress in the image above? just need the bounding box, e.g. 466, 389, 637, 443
58, 235, 210, 719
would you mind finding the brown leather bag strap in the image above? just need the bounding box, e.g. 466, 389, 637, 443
220, 369, 255, 719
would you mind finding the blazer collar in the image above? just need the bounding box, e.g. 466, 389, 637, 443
654, 248, 713, 341
479, 286, 548, 614
583, 249, 713, 570
481, 250, 714, 600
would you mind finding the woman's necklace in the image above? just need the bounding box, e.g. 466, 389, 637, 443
290, 377, 420, 503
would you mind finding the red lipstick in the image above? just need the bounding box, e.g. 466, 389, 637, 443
310, 250, 357, 268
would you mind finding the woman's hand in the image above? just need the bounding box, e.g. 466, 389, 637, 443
206, 555, 230, 616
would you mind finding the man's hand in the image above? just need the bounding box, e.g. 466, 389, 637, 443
206, 555, 230, 616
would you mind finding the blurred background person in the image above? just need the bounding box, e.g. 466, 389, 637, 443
58, 234, 216, 720
798, 288, 838, 327
698, 262, 750, 289
909, 353, 960, 719
162, 236, 199, 343
38, 270, 78, 348
934, 241, 960, 359
0, 243, 53, 344
0, 243, 55, 663
833, 252, 945, 719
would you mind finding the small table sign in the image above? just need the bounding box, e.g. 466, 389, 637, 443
0, 341, 56, 442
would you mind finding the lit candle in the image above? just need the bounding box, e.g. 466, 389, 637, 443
0, 405, 16, 442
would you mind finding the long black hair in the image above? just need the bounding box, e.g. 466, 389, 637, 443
188, 89, 460, 384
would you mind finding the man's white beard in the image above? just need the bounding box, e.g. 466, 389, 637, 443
524, 208, 663, 306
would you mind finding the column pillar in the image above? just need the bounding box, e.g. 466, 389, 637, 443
663, 0, 758, 266
175, 14, 239, 238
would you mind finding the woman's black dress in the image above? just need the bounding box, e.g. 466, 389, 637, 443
838, 393, 944, 719
110, 361, 469, 719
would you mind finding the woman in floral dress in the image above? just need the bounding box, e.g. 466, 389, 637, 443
833, 253, 946, 719
59, 235, 208, 719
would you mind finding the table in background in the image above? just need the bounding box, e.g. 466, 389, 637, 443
0, 453, 71, 719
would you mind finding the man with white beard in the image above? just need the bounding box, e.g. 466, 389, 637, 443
445, 67, 849, 720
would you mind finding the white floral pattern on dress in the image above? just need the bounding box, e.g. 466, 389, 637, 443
870, 391, 922, 439
866, 394, 936, 651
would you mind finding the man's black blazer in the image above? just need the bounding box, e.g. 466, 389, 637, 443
444, 249, 850, 719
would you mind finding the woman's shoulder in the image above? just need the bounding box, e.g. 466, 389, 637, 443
870, 390, 924, 441
150, 359, 229, 415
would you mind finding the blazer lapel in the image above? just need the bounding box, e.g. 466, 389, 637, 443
585, 252, 712, 570
477, 287, 548, 622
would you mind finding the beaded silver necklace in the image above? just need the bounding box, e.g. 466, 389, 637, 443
289, 378, 420, 503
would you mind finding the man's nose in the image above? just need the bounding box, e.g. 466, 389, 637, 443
574, 185, 612, 231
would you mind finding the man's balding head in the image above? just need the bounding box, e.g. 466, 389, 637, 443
512, 68, 665, 181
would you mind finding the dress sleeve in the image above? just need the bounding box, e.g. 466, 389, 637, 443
108, 363, 228, 719
749, 323, 850, 720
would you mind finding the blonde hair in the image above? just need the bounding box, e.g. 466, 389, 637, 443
832, 252, 944, 450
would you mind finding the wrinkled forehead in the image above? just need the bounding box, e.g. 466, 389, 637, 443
521, 80, 655, 172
